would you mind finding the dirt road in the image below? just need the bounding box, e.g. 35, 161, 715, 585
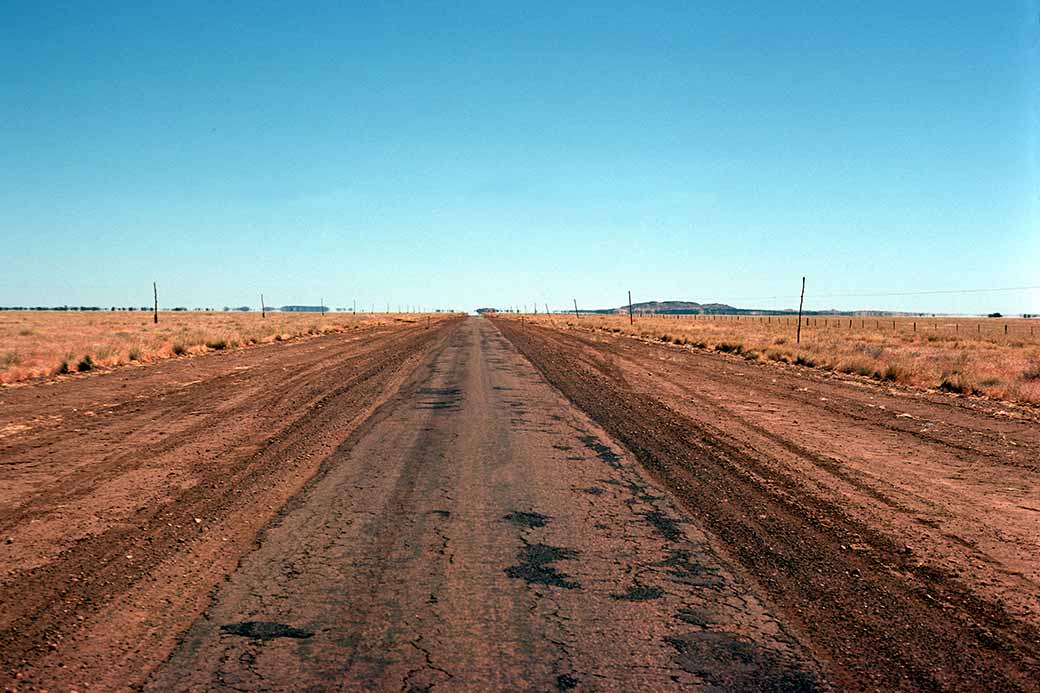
493, 317, 1040, 691
2, 315, 1036, 691
148, 318, 824, 690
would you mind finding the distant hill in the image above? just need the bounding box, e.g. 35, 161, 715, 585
601, 300, 737, 315
280, 305, 328, 312
595, 300, 936, 317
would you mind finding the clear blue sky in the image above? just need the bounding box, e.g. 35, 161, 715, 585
2, 2, 1038, 314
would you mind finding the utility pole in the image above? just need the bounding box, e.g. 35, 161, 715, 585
153, 282, 158, 324
261, 293, 266, 319
545, 303, 550, 316
628, 290, 634, 325
573, 299, 580, 319
796, 277, 806, 344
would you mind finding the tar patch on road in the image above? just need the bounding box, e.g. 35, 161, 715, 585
577, 434, 623, 469
505, 543, 581, 589
665, 632, 823, 693
416, 387, 463, 411
219, 621, 313, 640
643, 509, 685, 543
503, 510, 551, 528
555, 673, 580, 690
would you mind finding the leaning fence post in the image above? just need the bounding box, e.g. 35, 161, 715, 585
796, 277, 805, 344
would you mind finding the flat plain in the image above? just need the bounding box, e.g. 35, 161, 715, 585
0, 310, 430, 385
521, 313, 1040, 405
1, 314, 1037, 691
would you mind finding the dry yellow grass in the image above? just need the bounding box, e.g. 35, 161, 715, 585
515, 313, 1040, 406
0, 311, 442, 385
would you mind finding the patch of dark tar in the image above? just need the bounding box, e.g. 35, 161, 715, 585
492, 385, 513, 391
665, 632, 823, 692
416, 387, 463, 412
657, 550, 724, 588
644, 510, 684, 542
503, 510, 551, 528
578, 434, 623, 468
430, 509, 451, 518
419, 387, 462, 396
552, 443, 573, 451
220, 621, 313, 640
611, 584, 665, 601
505, 543, 581, 589
556, 673, 580, 690
581, 486, 604, 495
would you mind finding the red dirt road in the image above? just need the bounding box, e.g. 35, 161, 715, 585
149, 317, 826, 690
493, 317, 1040, 691
2, 315, 1037, 690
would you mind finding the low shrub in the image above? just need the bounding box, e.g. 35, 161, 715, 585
1023, 358, 1040, 381
206, 338, 228, 350
128, 348, 142, 361
77, 355, 94, 372
881, 364, 907, 382
938, 373, 977, 395
715, 342, 744, 355
838, 359, 873, 377
171, 342, 188, 356
794, 354, 816, 367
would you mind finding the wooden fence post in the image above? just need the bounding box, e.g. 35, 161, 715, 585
628, 290, 634, 325
573, 299, 580, 319
153, 282, 158, 324
796, 276, 805, 344
261, 293, 266, 319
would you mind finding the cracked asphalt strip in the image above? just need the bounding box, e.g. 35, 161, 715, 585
149, 318, 828, 691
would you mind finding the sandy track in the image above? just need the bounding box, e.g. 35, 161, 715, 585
493, 318, 1040, 691
0, 319, 456, 689
149, 317, 827, 690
